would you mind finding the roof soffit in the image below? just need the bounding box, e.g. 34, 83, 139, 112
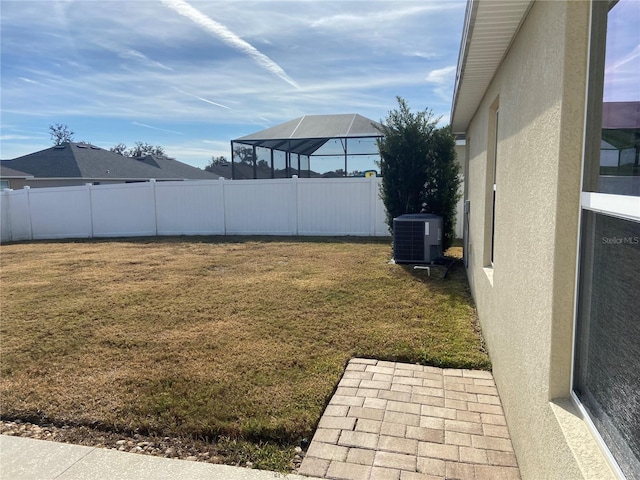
451, 0, 533, 133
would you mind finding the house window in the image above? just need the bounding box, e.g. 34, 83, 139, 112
491, 109, 498, 265
485, 100, 499, 267
0, 180, 9, 190
573, 1, 640, 478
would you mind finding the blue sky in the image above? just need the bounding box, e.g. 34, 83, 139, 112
0, 0, 466, 169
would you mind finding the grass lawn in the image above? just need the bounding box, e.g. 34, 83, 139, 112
0, 236, 489, 468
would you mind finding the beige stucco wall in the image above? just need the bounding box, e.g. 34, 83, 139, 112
464, 2, 615, 479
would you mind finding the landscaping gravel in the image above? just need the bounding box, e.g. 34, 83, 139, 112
0, 419, 304, 472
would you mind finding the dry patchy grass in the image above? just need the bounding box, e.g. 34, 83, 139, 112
0, 237, 488, 448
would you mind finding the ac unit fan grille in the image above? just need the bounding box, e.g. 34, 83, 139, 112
394, 221, 428, 262
393, 214, 443, 264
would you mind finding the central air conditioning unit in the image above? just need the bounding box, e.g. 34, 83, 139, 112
393, 213, 443, 264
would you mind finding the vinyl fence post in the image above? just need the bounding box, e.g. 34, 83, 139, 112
24, 186, 34, 241
369, 175, 377, 236
86, 183, 94, 238
2, 189, 14, 242
151, 179, 158, 236
292, 175, 299, 236
219, 176, 227, 235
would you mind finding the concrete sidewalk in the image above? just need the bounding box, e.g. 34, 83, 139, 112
299, 358, 520, 480
0, 435, 315, 480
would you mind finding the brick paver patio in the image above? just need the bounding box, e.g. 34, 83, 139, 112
299, 358, 520, 480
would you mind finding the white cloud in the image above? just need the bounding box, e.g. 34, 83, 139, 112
0, 134, 39, 141
426, 66, 457, 84
425, 66, 457, 103
310, 3, 460, 30
163, 143, 229, 169
19, 77, 43, 85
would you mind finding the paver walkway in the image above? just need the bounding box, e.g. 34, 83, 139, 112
299, 358, 520, 480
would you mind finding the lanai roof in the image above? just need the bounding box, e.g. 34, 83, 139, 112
233, 113, 382, 157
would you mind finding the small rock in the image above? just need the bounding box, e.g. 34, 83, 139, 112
116, 440, 127, 446
245, 462, 253, 469
186, 456, 198, 461
294, 446, 302, 454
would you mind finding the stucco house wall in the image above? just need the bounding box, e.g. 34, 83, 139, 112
461, 2, 615, 478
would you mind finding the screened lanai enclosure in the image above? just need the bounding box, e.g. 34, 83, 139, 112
230, 114, 383, 179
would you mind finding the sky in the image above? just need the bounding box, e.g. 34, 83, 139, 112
0, 0, 467, 170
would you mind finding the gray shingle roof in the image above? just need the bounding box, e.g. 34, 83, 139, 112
0, 143, 218, 181
602, 102, 640, 129
0, 165, 31, 178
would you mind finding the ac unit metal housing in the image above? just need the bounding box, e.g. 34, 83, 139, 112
393, 213, 443, 264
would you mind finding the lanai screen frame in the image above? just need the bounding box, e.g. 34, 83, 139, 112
230, 114, 384, 179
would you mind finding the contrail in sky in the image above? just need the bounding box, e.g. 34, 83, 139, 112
119, 48, 174, 71
160, 0, 300, 89
173, 87, 232, 110
132, 122, 183, 135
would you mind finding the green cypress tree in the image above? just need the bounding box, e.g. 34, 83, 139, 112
376, 97, 461, 251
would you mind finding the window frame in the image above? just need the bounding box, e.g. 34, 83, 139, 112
571, 2, 640, 478
484, 99, 500, 268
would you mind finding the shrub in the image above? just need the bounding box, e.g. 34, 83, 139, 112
376, 97, 461, 250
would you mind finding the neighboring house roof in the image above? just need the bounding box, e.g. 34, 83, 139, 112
602, 101, 640, 129
135, 154, 225, 179
451, 0, 533, 133
0, 142, 218, 181
0, 165, 32, 178
601, 101, 640, 151
233, 113, 382, 157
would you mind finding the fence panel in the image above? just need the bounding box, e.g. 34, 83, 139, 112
297, 178, 373, 236
91, 182, 156, 237
372, 179, 389, 236
5, 189, 32, 241
29, 185, 92, 239
224, 179, 297, 235
1, 178, 395, 242
155, 180, 225, 235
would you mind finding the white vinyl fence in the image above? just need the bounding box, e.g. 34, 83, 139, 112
0, 177, 392, 242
